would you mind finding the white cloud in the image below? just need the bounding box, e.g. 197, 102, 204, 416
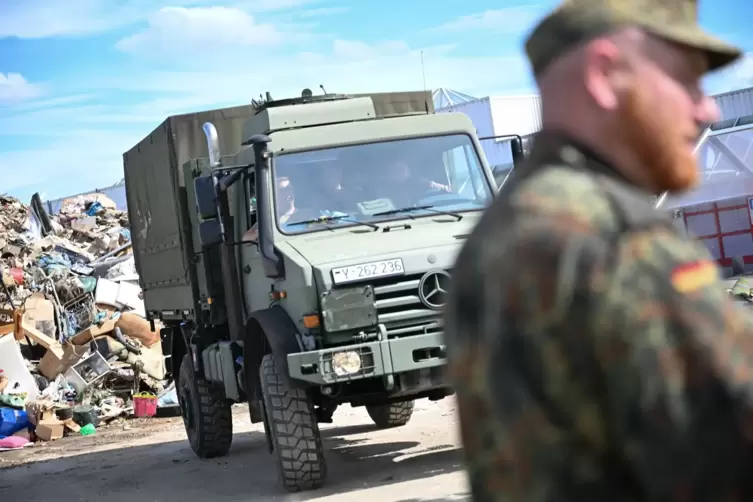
295, 6, 349, 18
0, 73, 43, 104
9, 94, 98, 111
0, 0, 541, 200
0, 36, 533, 199
115, 6, 288, 57
430, 6, 546, 34
234, 0, 324, 10
329, 40, 416, 60
0, 0, 323, 39
0, 129, 145, 199
91, 39, 529, 104
0, 0, 151, 38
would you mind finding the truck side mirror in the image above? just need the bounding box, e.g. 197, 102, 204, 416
194, 175, 218, 220
198, 220, 223, 247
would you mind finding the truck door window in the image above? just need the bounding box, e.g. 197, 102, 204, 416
442, 143, 486, 201
242, 172, 260, 244
245, 172, 257, 230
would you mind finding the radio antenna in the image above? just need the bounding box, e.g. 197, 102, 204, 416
420, 50, 429, 114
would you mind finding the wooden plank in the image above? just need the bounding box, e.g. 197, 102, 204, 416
0, 308, 23, 340
21, 321, 59, 350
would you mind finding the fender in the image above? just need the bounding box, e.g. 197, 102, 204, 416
244, 305, 304, 395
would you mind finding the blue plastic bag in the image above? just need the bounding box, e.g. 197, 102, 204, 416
86, 201, 103, 216
0, 408, 31, 439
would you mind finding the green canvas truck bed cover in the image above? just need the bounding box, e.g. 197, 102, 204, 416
122, 91, 434, 321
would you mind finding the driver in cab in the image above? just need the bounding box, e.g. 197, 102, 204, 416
301, 161, 364, 214
380, 159, 451, 208
243, 175, 303, 243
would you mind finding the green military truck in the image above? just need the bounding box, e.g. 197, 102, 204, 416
123, 89, 524, 492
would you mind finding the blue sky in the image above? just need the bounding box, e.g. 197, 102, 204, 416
1, 0, 753, 202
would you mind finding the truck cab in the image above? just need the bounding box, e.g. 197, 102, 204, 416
124, 90, 526, 492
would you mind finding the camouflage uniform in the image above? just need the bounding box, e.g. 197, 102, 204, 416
444, 2, 751, 501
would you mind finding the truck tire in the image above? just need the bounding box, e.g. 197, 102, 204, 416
177, 354, 233, 458
366, 400, 415, 428
260, 354, 326, 492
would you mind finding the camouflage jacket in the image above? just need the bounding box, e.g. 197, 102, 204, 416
444, 130, 753, 502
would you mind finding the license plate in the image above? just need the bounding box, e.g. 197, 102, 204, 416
331, 258, 405, 285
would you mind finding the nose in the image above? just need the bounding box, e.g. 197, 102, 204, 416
696, 95, 720, 125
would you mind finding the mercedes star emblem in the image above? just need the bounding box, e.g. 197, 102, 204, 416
418, 270, 452, 309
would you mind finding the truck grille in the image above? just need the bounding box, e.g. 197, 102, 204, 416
371, 271, 450, 337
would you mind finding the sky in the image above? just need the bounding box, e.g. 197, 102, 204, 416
2, 0, 753, 202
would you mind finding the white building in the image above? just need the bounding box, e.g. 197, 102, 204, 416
668, 88, 753, 275
435, 86, 753, 276
435, 91, 540, 182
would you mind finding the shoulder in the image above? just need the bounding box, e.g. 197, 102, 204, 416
601, 226, 724, 313
454, 164, 618, 273
507, 164, 621, 235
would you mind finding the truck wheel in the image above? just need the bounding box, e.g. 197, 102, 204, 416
177, 354, 233, 458
260, 354, 326, 492
366, 400, 415, 428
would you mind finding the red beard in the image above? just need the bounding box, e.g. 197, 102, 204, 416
617, 84, 700, 193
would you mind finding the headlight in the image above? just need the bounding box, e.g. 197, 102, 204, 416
331, 351, 362, 376
320, 285, 378, 332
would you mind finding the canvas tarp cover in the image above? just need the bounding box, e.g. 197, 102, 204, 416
123, 105, 256, 318
123, 91, 432, 317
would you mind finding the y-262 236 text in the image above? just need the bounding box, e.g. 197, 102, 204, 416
331, 258, 405, 285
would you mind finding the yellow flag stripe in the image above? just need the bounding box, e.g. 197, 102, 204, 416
671, 261, 716, 293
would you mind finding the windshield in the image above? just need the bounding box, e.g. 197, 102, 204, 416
271, 134, 492, 234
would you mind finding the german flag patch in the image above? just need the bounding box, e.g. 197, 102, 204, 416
670, 260, 717, 293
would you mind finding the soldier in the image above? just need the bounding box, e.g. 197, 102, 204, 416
444, 1, 753, 500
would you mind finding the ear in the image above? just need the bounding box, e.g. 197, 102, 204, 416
583, 38, 624, 111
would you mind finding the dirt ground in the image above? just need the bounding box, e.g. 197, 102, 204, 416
0, 398, 470, 502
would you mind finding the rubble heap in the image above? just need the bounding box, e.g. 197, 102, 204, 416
0, 193, 176, 449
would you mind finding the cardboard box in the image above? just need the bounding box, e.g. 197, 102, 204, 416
116, 312, 160, 347
0, 307, 20, 339
25, 399, 56, 426
37, 343, 88, 380
22, 295, 56, 338
35, 420, 64, 441
69, 318, 117, 346
63, 418, 80, 433
20, 322, 57, 350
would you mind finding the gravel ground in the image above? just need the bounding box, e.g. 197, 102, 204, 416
0, 398, 470, 502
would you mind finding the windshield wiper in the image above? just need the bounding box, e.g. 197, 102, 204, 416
287, 214, 379, 231
373, 205, 463, 221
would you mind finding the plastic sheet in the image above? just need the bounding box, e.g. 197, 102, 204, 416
0, 408, 31, 438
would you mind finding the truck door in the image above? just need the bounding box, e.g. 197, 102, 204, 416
239, 171, 266, 314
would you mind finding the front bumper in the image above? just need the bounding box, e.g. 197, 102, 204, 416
287, 331, 447, 385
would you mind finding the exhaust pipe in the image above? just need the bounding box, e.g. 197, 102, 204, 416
654, 126, 711, 209
202, 122, 221, 167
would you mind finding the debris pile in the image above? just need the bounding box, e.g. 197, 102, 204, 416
0, 192, 176, 450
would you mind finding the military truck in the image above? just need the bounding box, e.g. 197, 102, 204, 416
123, 89, 525, 492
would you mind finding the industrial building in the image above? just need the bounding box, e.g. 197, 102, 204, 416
669, 88, 753, 275
436, 86, 753, 275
